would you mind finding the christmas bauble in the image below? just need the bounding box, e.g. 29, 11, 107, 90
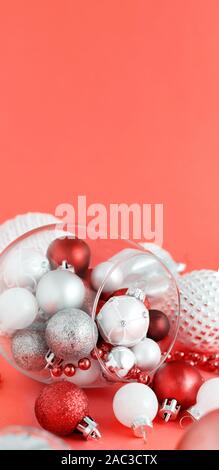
147, 310, 170, 342
105, 346, 136, 377
91, 262, 124, 293
187, 378, 219, 421
153, 361, 203, 410
97, 295, 149, 347
11, 329, 47, 371
35, 382, 89, 436
45, 308, 98, 361
47, 237, 90, 275
0, 288, 38, 332
131, 338, 161, 371
177, 410, 219, 450
113, 383, 158, 437
2, 247, 50, 291
36, 270, 85, 316
177, 270, 219, 353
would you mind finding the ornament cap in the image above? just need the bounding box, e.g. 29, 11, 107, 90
159, 399, 181, 422
45, 349, 63, 370
131, 415, 152, 441
186, 405, 202, 421
77, 416, 101, 440
126, 287, 146, 303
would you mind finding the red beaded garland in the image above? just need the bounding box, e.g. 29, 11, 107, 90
78, 358, 91, 370
64, 364, 76, 377
51, 366, 63, 378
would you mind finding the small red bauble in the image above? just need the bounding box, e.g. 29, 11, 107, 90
147, 310, 170, 342
127, 365, 141, 380
152, 361, 203, 409
64, 364, 76, 377
35, 382, 89, 436
47, 237, 90, 275
51, 366, 63, 378
78, 358, 91, 370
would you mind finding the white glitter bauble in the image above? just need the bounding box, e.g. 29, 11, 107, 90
2, 247, 50, 292
91, 261, 124, 293
131, 338, 161, 371
68, 359, 101, 387
97, 295, 149, 347
0, 287, 38, 332
36, 270, 85, 316
45, 307, 98, 361
105, 346, 136, 377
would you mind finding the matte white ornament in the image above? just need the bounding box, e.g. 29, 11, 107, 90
3, 247, 50, 291
91, 261, 123, 293
131, 338, 161, 371
36, 269, 85, 316
187, 378, 219, 421
97, 295, 149, 347
113, 383, 158, 439
0, 287, 38, 332
105, 346, 135, 377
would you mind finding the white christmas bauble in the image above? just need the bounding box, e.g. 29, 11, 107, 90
0, 288, 38, 332
105, 346, 136, 377
36, 270, 85, 316
91, 261, 124, 293
159, 270, 219, 353
131, 338, 161, 371
97, 295, 149, 347
188, 378, 219, 421
113, 383, 158, 431
3, 247, 50, 291
68, 359, 101, 387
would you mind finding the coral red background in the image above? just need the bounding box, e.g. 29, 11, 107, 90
0, 0, 219, 449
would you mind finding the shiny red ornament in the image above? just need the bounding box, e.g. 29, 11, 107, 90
153, 361, 203, 410
47, 237, 90, 275
147, 310, 170, 342
35, 382, 89, 436
127, 365, 141, 380
51, 366, 63, 378
64, 364, 76, 377
78, 358, 91, 370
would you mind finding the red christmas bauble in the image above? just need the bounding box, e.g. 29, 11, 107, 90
47, 237, 90, 275
35, 382, 89, 436
152, 361, 203, 409
147, 309, 170, 341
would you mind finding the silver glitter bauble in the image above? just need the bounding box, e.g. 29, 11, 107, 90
36, 270, 85, 316
12, 329, 47, 371
45, 308, 98, 361
97, 295, 149, 347
131, 338, 161, 371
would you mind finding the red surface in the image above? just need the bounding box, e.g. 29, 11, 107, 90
0, 0, 219, 449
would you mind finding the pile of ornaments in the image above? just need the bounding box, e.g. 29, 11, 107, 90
0, 234, 173, 388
